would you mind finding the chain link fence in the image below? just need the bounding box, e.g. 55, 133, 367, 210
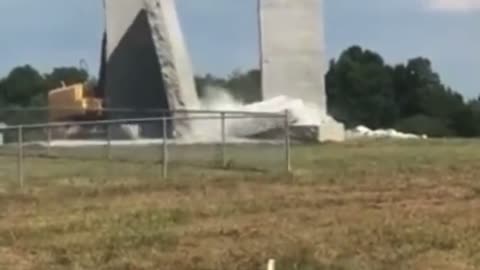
0, 111, 291, 189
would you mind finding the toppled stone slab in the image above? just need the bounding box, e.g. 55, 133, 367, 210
248, 124, 345, 143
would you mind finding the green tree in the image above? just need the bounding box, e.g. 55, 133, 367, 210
450, 107, 479, 137
225, 69, 261, 103
326, 46, 398, 129
44, 67, 89, 91
391, 58, 470, 137
0, 65, 45, 106
195, 70, 261, 104
195, 73, 228, 98
392, 58, 464, 120
394, 115, 454, 137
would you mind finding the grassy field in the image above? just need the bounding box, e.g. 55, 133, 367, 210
1, 139, 480, 269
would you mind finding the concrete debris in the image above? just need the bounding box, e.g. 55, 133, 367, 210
194, 95, 345, 142
347, 126, 428, 140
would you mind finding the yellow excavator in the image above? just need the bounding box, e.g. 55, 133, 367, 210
48, 82, 103, 122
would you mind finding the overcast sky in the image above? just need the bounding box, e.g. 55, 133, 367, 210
0, 0, 478, 98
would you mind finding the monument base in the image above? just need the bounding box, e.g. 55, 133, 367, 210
316, 121, 346, 142
289, 122, 345, 143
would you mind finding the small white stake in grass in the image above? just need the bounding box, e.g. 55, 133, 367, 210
268, 259, 275, 270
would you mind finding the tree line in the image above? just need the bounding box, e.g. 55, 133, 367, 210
197, 46, 480, 137
0, 45, 478, 137
0, 66, 89, 108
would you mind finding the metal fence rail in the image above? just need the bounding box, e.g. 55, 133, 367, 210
0, 107, 283, 126
0, 111, 291, 188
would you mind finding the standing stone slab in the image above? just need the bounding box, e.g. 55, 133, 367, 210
259, 0, 327, 113
101, 0, 199, 137
259, 0, 345, 142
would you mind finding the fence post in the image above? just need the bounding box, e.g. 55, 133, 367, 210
162, 117, 168, 179
17, 126, 24, 189
46, 126, 52, 156
106, 123, 112, 161
220, 112, 227, 168
284, 110, 291, 173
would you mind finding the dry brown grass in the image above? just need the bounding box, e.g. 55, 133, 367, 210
1, 139, 480, 269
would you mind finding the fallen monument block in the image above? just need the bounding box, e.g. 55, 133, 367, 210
225, 96, 345, 142
248, 124, 345, 143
